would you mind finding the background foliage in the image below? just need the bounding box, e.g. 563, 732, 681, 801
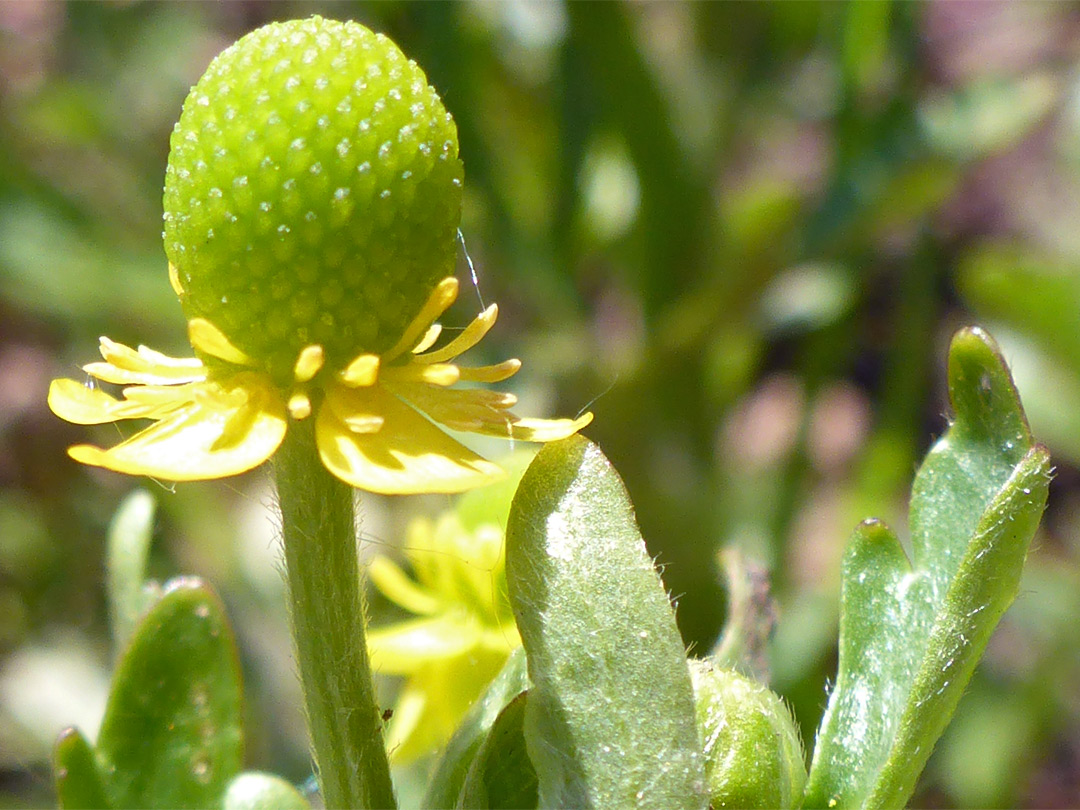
1, 2, 1079, 807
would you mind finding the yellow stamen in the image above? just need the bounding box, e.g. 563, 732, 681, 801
340, 353, 381, 387
288, 391, 313, 420
344, 413, 385, 434
294, 345, 325, 383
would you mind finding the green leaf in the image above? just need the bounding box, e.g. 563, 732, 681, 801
804, 327, 1051, 810
54, 727, 110, 810
456, 692, 538, 810
106, 489, 158, 652
96, 577, 244, 809
222, 773, 310, 810
423, 648, 530, 810
505, 436, 708, 810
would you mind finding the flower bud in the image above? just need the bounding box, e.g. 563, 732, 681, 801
689, 660, 806, 809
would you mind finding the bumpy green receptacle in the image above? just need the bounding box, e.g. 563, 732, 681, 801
164, 16, 462, 383
690, 660, 807, 809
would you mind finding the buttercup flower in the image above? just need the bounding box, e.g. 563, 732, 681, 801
368, 509, 520, 762
47, 17, 590, 494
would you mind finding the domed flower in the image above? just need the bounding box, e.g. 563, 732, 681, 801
47, 17, 590, 494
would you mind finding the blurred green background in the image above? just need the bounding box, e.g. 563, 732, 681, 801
2, 2, 1080, 807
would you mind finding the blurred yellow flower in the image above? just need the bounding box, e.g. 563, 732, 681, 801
48, 275, 591, 494
368, 510, 520, 762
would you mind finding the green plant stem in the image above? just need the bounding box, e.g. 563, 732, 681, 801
275, 419, 396, 810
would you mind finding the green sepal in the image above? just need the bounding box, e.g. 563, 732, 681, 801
54, 727, 110, 810
505, 436, 708, 810
96, 577, 244, 809
804, 327, 1051, 809
222, 772, 311, 810
423, 647, 530, 810
456, 692, 537, 809
106, 489, 158, 652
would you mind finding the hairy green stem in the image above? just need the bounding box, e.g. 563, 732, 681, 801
275, 419, 396, 810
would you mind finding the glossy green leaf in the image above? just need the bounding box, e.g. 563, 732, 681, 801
96, 577, 244, 809
505, 436, 707, 810
423, 647, 530, 810
456, 692, 537, 810
54, 727, 110, 810
106, 489, 157, 652
804, 327, 1051, 809
222, 772, 310, 810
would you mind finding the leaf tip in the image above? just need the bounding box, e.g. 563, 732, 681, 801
947, 325, 1030, 445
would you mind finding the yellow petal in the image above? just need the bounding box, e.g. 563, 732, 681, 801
368, 555, 444, 617
316, 384, 504, 494
382, 361, 461, 387
382, 277, 459, 363
388, 384, 517, 431
169, 262, 184, 296
367, 614, 482, 673
187, 318, 254, 366
457, 359, 521, 383
462, 411, 595, 443
339, 353, 380, 387
67, 379, 286, 481
48, 378, 191, 425
85, 337, 206, 385
415, 303, 498, 364
398, 383, 593, 441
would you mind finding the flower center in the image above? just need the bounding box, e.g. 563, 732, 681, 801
163, 16, 463, 385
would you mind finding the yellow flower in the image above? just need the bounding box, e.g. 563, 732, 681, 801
367, 509, 520, 762
48, 273, 591, 494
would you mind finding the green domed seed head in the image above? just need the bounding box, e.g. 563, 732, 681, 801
689, 661, 807, 809
164, 16, 462, 383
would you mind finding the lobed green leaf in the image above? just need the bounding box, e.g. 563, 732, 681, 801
95, 577, 244, 809
804, 327, 1051, 809
54, 727, 110, 810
